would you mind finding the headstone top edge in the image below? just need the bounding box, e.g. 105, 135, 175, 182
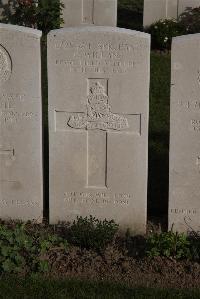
172, 33, 200, 44
48, 26, 150, 39
0, 24, 42, 37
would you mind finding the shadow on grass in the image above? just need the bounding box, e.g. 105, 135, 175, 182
0, 275, 200, 299
0, 276, 200, 299
148, 53, 171, 226
41, 35, 49, 221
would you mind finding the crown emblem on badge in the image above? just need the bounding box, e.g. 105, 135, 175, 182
68, 81, 129, 131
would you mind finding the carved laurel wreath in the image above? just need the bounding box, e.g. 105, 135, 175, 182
0, 44, 12, 83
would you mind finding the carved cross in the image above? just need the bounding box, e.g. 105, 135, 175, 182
56, 79, 141, 188
0, 146, 14, 181
82, 0, 94, 24
0, 148, 14, 156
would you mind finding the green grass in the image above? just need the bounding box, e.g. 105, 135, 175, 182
148, 52, 171, 218
0, 275, 200, 299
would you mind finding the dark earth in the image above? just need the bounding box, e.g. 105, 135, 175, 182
24, 219, 200, 289
50, 245, 200, 289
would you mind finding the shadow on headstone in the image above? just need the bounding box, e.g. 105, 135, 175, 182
0, 0, 17, 23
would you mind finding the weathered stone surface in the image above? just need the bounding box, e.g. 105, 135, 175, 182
143, 0, 168, 27
48, 27, 150, 234
62, 0, 117, 27
169, 34, 200, 233
0, 24, 43, 221
167, 0, 179, 18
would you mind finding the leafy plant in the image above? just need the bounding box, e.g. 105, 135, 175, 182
0, 223, 68, 274
118, 0, 143, 30
36, 0, 64, 34
179, 6, 200, 34
10, 0, 64, 34
146, 19, 185, 50
146, 231, 191, 259
67, 216, 119, 251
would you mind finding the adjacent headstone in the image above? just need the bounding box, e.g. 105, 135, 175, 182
0, 24, 43, 221
168, 0, 179, 18
143, 0, 200, 27
62, 0, 117, 27
169, 34, 200, 233
48, 27, 150, 234
143, 0, 179, 27
143, 0, 167, 27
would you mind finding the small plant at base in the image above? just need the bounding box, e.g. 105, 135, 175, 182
146, 231, 191, 259
0, 223, 68, 274
67, 216, 119, 251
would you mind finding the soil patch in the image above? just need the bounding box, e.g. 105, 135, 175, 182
48, 244, 200, 289
1, 219, 200, 289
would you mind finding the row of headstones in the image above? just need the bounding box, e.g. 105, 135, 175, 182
0, 0, 117, 27
143, 0, 200, 27
0, 22, 198, 235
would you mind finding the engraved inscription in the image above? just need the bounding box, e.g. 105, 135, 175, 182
0, 44, 12, 83
0, 93, 39, 124
170, 208, 197, 215
191, 119, 200, 131
54, 40, 147, 74
55, 59, 135, 74
64, 191, 132, 206
0, 147, 14, 156
0, 111, 38, 124
178, 100, 200, 110
197, 69, 200, 85
0, 199, 40, 207
68, 81, 129, 131
0, 93, 25, 109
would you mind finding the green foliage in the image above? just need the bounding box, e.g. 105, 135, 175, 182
146, 231, 193, 259
179, 6, 200, 34
118, 0, 143, 12
67, 216, 119, 251
146, 7, 200, 50
147, 19, 185, 50
36, 0, 64, 34
0, 223, 68, 274
9, 0, 37, 29
118, 0, 143, 30
10, 0, 64, 34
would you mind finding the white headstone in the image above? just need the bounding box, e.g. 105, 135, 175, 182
48, 27, 150, 234
0, 24, 43, 222
62, 0, 117, 27
143, 0, 167, 27
167, 0, 179, 18
169, 34, 200, 233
